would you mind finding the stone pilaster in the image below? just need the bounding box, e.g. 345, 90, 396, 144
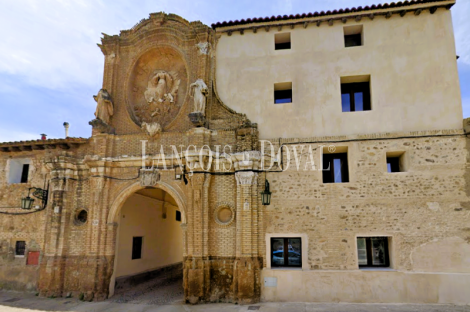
184, 172, 211, 304
39, 163, 72, 297
233, 171, 261, 304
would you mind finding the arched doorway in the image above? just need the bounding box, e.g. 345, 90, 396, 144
108, 184, 185, 305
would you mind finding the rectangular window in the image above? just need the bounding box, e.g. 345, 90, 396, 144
357, 237, 390, 267
274, 82, 292, 104
275, 32, 291, 50
132, 236, 143, 260
386, 151, 406, 173
341, 82, 370, 112
271, 237, 302, 267
8, 159, 31, 184
15, 241, 26, 256
323, 153, 349, 183
344, 25, 363, 47
176, 210, 181, 222
20, 164, 29, 183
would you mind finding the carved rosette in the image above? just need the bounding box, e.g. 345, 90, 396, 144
127, 47, 188, 134
140, 168, 160, 187
214, 203, 235, 226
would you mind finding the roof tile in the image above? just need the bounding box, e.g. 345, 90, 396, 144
212, 0, 452, 29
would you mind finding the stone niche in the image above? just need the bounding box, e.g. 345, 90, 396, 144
126, 47, 189, 132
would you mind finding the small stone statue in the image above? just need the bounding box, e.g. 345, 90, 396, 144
190, 79, 208, 115
93, 89, 114, 125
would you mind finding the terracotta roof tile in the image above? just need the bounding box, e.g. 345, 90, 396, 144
0, 137, 87, 146
211, 0, 454, 29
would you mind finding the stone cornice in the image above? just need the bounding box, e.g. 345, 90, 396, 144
263, 128, 464, 145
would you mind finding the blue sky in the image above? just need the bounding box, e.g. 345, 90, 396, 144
0, 0, 469, 142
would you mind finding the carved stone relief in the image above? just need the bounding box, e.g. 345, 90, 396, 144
140, 168, 160, 187
127, 47, 188, 134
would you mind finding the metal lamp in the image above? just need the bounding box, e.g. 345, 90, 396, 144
21, 186, 49, 210
21, 195, 35, 209
261, 179, 272, 206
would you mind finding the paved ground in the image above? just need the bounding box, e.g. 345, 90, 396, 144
110, 273, 184, 305
1, 290, 470, 312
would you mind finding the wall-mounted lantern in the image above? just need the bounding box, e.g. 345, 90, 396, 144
21, 186, 49, 210
261, 179, 272, 206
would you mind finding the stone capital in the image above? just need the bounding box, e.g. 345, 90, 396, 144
235, 171, 258, 186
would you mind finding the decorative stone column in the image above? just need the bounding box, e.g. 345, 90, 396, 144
234, 171, 261, 304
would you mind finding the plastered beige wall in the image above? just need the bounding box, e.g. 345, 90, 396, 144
261, 269, 470, 304
216, 9, 462, 139
115, 193, 183, 278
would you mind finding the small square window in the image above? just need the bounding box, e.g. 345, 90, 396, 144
15, 241, 26, 256
176, 210, 181, 222
386, 151, 406, 173
344, 25, 363, 47
132, 237, 143, 260
341, 79, 371, 112
274, 82, 292, 104
275, 32, 291, 50
357, 237, 390, 267
8, 159, 31, 184
323, 151, 349, 183
271, 237, 301, 267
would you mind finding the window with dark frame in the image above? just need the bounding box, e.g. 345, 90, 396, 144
387, 157, 400, 173
176, 210, 181, 222
15, 241, 26, 256
341, 82, 371, 112
274, 89, 292, 104
344, 25, 363, 47
345, 34, 362, 47
323, 153, 349, 183
271, 237, 302, 268
20, 164, 29, 183
357, 237, 390, 267
275, 32, 291, 50
132, 236, 143, 260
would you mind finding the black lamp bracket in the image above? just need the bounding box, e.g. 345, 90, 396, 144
29, 186, 49, 208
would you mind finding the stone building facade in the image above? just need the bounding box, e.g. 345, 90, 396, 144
1, 0, 469, 305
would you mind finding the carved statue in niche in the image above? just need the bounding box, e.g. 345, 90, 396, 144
93, 89, 113, 125
190, 79, 208, 115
